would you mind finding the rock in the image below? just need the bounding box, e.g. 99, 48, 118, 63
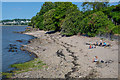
28, 40, 31, 43
8, 44, 18, 52
9, 47, 12, 49
56, 49, 64, 57
9, 44, 16, 47
8, 49, 11, 52
14, 47, 17, 49
20, 47, 26, 51
43, 49, 46, 51
12, 49, 14, 52
24, 75, 29, 78
16, 40, 23, 42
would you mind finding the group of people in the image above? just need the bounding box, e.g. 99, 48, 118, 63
86, 39, 111, 63
96, 40, 107, 47
89, 40, 109, 49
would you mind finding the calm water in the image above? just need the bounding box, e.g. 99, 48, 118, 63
2, 26, 35, 72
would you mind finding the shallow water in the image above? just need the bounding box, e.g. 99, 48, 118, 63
2, 26, 35, 72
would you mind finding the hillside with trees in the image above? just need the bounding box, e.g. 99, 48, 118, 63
29, 2, 120, 37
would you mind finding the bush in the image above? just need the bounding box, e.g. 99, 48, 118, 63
77, 11, 116, 37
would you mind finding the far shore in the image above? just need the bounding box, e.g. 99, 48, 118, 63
0, 25, 28, 26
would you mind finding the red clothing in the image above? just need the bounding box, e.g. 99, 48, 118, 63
89, 45, 92, 48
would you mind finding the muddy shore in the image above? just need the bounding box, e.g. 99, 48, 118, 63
13, 30, 118, 78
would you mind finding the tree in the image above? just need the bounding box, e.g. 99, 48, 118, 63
29, 2, 119, 37
82, 0, 109, 11
38, 2, 55, 15
77, 11, 115, 36
61, 11, 84, 36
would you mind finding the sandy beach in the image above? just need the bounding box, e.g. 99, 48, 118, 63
13, 30, 118, 78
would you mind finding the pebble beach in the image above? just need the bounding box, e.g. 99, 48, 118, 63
13, 30, 119, 78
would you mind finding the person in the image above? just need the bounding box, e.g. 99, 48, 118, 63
96, 41, 98, 46
93, 56, 98, 62
93, 44, 96, 48
92, 45, 94, 48
99, 40, 102, 46
89, 45, 92, 49
103, 42, 107, 46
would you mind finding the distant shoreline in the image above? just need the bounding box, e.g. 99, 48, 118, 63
0, 25, 28, 26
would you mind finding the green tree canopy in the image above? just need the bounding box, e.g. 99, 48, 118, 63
30, 2, 120, 37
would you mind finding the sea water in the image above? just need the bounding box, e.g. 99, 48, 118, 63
2, 26, 35, 72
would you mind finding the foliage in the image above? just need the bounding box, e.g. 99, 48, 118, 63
38, 2, 55, 15
2, 58, 47, 78
30, 2, 120, 37
2, 72, 13, 78
112, 25, 120, 34
82, 0, 109, 11
61, 11, 84, 36
43, 9, 56, 31
10, 58, 46, 71
102, 4, 120, 25
77, 11, 116, 37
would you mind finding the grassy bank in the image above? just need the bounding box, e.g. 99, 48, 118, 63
2, 58, 47, 78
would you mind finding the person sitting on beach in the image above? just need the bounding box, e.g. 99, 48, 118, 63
92, 45, 94, 48
99, 40, 102, 46
93, 56, 98, 62
103, 42, 107, 47
96, 41, 98, 46
89, 45, 92, 49
89, 44, 96, 49
93, 45, 96, 48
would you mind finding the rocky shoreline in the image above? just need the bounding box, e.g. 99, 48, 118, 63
12, 30, 118, 79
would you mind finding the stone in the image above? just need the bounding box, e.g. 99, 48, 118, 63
16, 40, 23, 42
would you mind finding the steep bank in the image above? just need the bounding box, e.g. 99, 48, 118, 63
13, 30, 118, 78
